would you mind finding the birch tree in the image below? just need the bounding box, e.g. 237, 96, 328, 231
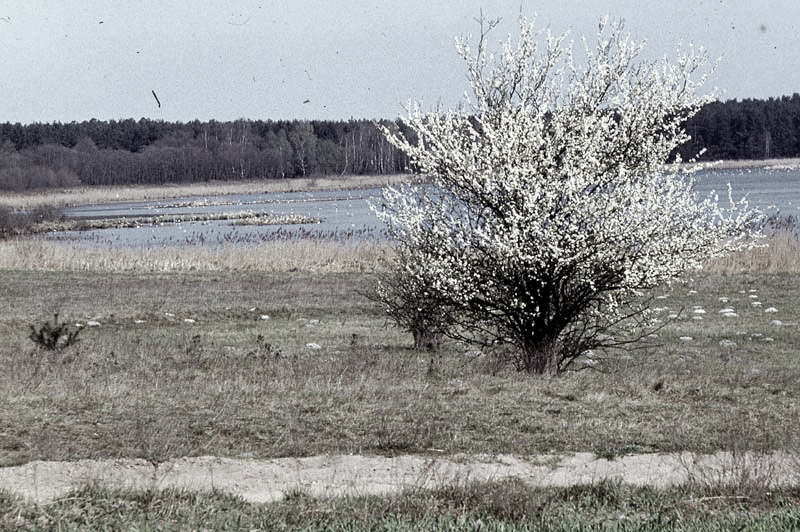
375, 16, 763, 374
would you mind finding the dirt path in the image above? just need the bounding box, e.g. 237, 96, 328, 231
2, 452, 795, 504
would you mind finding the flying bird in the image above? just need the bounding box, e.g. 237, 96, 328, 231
151, 90, 161, 108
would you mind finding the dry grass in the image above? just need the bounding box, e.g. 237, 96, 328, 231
708, 157, 800, 170
704, 231, 800, 274
0, 230, 795, 275
0, 174, 417, 210
2, 233, 800, 527
0, 265, 798, 468
0, 237, 389, 273
667, 157, 800, 172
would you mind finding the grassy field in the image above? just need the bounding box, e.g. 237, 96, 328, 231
1, 258, 799, 465
1, 226, 799, 527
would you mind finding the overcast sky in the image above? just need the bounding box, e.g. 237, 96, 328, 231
1, 1, 797, 124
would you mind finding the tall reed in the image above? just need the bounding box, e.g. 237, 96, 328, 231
704, 230, 800, 274
0, 237, 390, 273
2, 230, 796, 275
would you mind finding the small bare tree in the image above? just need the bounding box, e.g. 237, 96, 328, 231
370, 247, 454, 351
375, 16, 763, 373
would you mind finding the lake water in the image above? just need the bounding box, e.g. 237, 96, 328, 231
54, 188, 387, 248
51, 166, 800, 249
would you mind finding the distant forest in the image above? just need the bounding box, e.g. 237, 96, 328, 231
1, 94, 800, 191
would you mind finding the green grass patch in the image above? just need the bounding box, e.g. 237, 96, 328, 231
3, 481, 800, 530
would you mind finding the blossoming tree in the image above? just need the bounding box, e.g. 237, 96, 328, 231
375, 16, 763, 373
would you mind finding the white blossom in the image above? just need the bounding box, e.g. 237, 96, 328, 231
373, 16, 762, 373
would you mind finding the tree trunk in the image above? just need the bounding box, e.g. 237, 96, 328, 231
520, 335, 560, 374
412, 328, 442, 352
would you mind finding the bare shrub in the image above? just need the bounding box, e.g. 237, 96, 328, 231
367, 252, 454, 351
29, 313, 82, 351
0, 204, 63, 238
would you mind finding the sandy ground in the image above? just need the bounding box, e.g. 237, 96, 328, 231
2, 452, 796, 504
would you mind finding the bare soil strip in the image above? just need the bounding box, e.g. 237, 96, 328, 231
2, 452, 796, 504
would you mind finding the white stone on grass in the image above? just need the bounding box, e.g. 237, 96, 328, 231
306, 342, 322, 350
751, 301, 762, 307
722, 312, 738, 318
719, 297, 729, 303
183, 318, 196, 324
770, 320, 784, 327
765, 307, 778, 313
86, 320, 101, 327
259, 315, 270, 321
679, 336, 693, 341
693, 308, 706, 314
719, 308, 735, 314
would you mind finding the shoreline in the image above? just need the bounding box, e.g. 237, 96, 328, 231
0, 174, 416, 210
701, 157, 800, 170
1, 157, 798, 210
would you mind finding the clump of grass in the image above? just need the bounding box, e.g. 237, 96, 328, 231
29, 313, 82, 351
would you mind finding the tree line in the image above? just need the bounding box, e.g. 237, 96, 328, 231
676, 93, 800, 161
1, 94, 800, 190
0, 118, 413, 190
